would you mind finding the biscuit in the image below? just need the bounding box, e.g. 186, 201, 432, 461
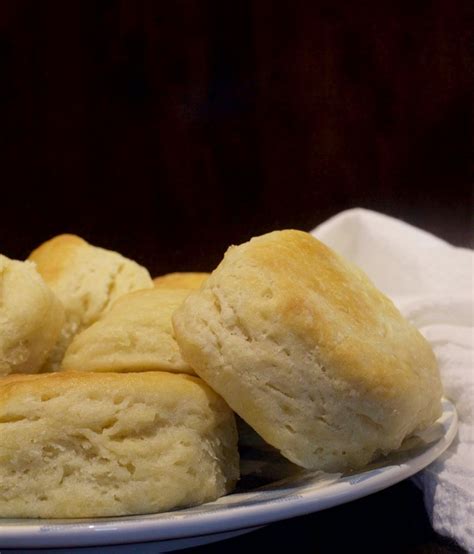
0, 255, 65, 376
0, 371, 238, 518
154, 272, 209, 290
28, 235, 153, 369
173, 230, 443, 472
62, 288, 195, 375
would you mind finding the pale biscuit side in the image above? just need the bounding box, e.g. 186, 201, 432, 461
0, 371, 238, 518
0, 255, 65, 376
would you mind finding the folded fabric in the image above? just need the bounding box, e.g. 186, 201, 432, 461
313, 208, 473, 552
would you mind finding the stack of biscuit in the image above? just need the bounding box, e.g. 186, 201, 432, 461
0, 236, 237, 518
0, 230, 443, 519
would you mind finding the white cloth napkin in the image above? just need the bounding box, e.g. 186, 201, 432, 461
312, 208, 473, 552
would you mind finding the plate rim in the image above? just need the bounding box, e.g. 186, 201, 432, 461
0, 398, 458, 548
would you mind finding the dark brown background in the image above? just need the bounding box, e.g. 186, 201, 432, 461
0, 0, 471, 269
0, 1, 471, 552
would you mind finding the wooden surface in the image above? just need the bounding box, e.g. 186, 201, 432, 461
0, 1, 470, 552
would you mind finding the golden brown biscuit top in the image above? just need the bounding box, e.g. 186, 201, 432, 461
61, 287, 195, 374
27, 233, 153, 336
181, 229, 438, 396
0, 370, 213, 404
28, 234, 87, 284
153, 272, 209, 290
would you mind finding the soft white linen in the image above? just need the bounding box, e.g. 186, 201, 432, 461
312, 208, 473, 552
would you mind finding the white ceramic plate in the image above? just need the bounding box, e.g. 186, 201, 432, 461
0, 398, 457, 552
